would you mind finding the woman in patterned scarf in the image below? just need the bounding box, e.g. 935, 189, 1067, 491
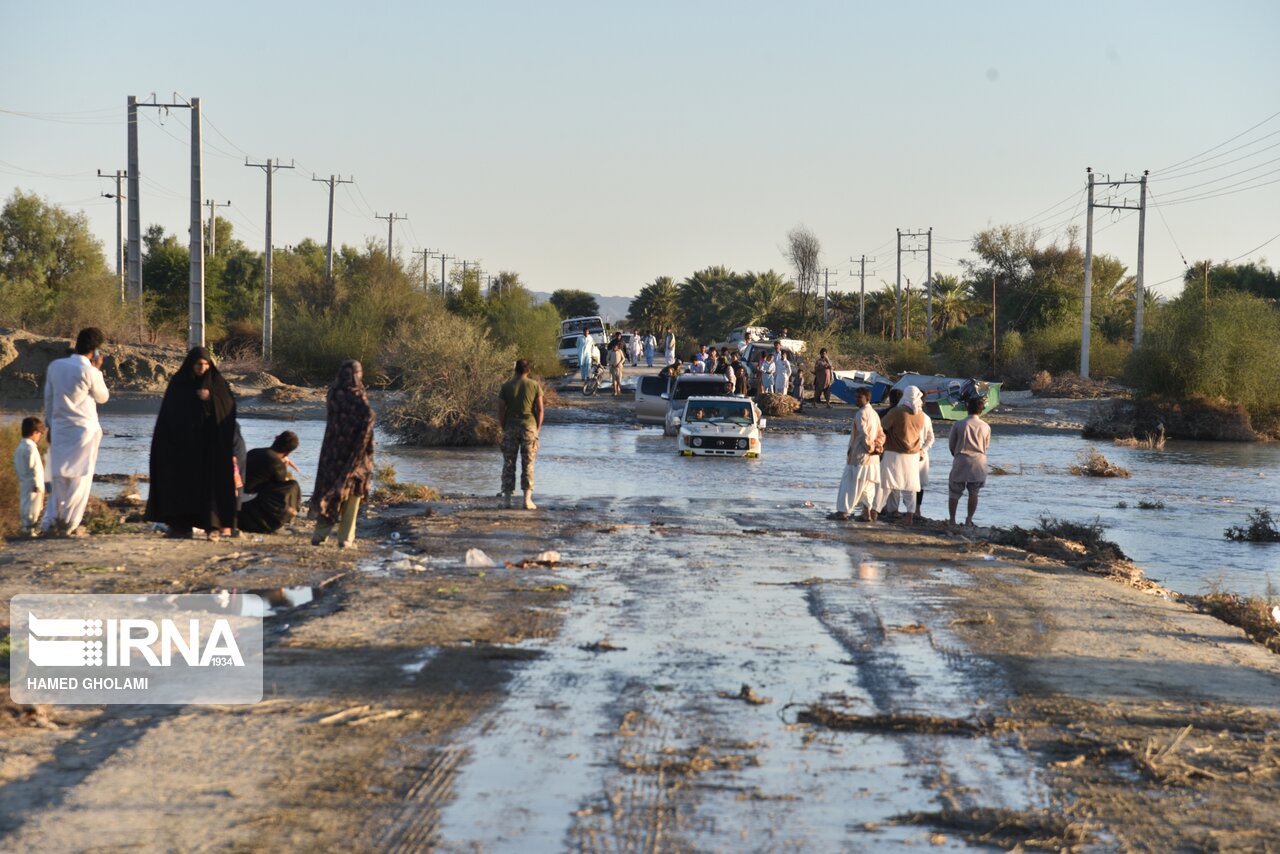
310, 360, 375, 548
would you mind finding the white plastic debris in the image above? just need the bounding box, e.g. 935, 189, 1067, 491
1272, 605, 1280, 625
1043, 408, 1059, 415
535, 550, 561, 565
464, 548, 496, 568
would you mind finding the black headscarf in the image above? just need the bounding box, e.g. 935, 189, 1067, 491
145, 347, 239, 530
310, 360, 376, 523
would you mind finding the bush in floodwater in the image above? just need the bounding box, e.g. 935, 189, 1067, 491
1224, 508, 1280, 543
1068, 447, 1130, 478
1136, 499, 1166, 510
384, 307, 516, 446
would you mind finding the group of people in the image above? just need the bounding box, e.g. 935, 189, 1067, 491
835, 384, 991, 526
17, 327, 377, 548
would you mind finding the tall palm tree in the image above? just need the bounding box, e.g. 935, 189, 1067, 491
736, 270, 794, 328
678, 266, 737, 343
628, 276, 680, 334
931, 273, 973, 334
865, 284, 898, 338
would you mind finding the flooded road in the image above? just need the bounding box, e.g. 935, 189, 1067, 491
95, 414, 1280, 597
433, 500, 1042, 851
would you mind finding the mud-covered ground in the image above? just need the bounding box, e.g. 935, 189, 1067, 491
0, 487, 1277, 851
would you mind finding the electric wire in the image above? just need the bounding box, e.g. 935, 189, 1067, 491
1151, 109, 1280, 175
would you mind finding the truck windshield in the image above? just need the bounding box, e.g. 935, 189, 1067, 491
686, 402, 753, 424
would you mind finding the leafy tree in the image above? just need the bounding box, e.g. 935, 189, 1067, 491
929, 273, 973, 335
549, 288, 599, 318
1185, 260, 1279, 303
0, 190, 108, 293
447, 265, 487, 319
484, 286, 560, 375
488, 270, 523, 300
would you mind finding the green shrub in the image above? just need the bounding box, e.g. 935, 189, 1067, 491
383, 308, 517, 446
1129, 291, 1280, 419
485, 290, 561, 377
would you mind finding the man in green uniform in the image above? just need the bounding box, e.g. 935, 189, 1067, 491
498, 359, 545, 510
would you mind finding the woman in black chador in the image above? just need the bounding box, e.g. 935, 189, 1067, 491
145, 347, 239, 539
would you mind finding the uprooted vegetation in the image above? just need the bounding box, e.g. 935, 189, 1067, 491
888, 807, 1095, 852
1029, 370, 1122, 399
755, 391, 799, 417
370, 464, 440, 504
1068, 447, 1130, 478
1187, 590, 1280, 654
1224, 508, 1280, 543
988, 516, 1149, 587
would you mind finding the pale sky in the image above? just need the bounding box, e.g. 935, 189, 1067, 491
3, 0, 1278, 300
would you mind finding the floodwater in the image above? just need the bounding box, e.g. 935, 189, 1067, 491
433, 501, 1042, 850
94, 413, 1279, 597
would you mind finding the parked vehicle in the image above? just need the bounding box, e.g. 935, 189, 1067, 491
740, 338, 807, 391
676, 396, 766, 458
557, 332, 606, 368
634, 374, 670, 424
830, 369, 893, 405
891, 372, 1001, 420
560, 315, 607, 339
663, 373, 734, 436
710, 326, 771, 353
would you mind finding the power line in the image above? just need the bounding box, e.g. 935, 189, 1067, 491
1151, 108, 1280, 175
1150, 131, 1280, 182
1152, 171, 1280, 207
1153, 155, 1280, 198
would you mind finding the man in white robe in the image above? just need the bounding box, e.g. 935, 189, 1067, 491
577, 331, 595, 383
835, 387, 884, 520
876, 385, 927, 525
43, 328, 109, 536
663, 329, 677, 366
773, 352, 792, 394
917, 409, 936, 515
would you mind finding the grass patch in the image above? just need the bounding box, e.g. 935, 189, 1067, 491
1069, 447, 1130, 478
1224, 508, 1280, 543
370, 464, 440, 504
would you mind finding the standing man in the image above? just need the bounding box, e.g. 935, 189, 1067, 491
42, 327, 109, 537
662, 328, 677, 367
643, 331, 657, 368
498, 359, 545, 511
835, 387, 884, 521
813, 348, 834, 408
608, 341, 625, 396
577, 330, 595, 386
948, 396, 991, 526
877, 386, 927, 526
773, 351, 792, 395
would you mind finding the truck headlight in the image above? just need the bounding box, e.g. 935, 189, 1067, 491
737, 438, 748, 449
693, 437, 703, 447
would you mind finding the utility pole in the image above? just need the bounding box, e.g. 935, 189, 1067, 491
438, 253, 454, 298
991, 272, 998, 374
895, 229, 930, 341
98, 169, 126, 302
821, 267, 832, 324
203, 199, 230, 257
1203, 260, 1210, 310
414, 248, 438, 292
311, 174, 353, 287
1081, 167, 1146, 377
126, 94, 204, 346
905, 278, 912, 339
849, 254, 876, 335
1134, 171, 1148, 347
375, 212, 407, 273
925, 227, 933, 343
245, 157, 296, 362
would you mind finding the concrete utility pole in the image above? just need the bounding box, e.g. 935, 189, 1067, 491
895, 229, 930, 341
375, 212, 407, 273
821, 268, 832, 324
203, 199, 230, 257
1135, 171, 1148, 347
414, 248, 438, 292
437, 253, 454, 298
849, 254, 876, 335
98, 169, 126, 302
126, 94, 205, 346
925, 227, 933, 344
311, 174, 353, 286
1081, 167, 1146, 377
245, 158, 295, 362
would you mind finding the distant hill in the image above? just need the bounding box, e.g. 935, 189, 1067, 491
531, 292, 633, 326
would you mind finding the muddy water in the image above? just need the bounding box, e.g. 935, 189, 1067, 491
434, 501, 1042, 850
94, 413, 1277, 596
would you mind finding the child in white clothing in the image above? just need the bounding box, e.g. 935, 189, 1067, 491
13, 416, 46, 536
